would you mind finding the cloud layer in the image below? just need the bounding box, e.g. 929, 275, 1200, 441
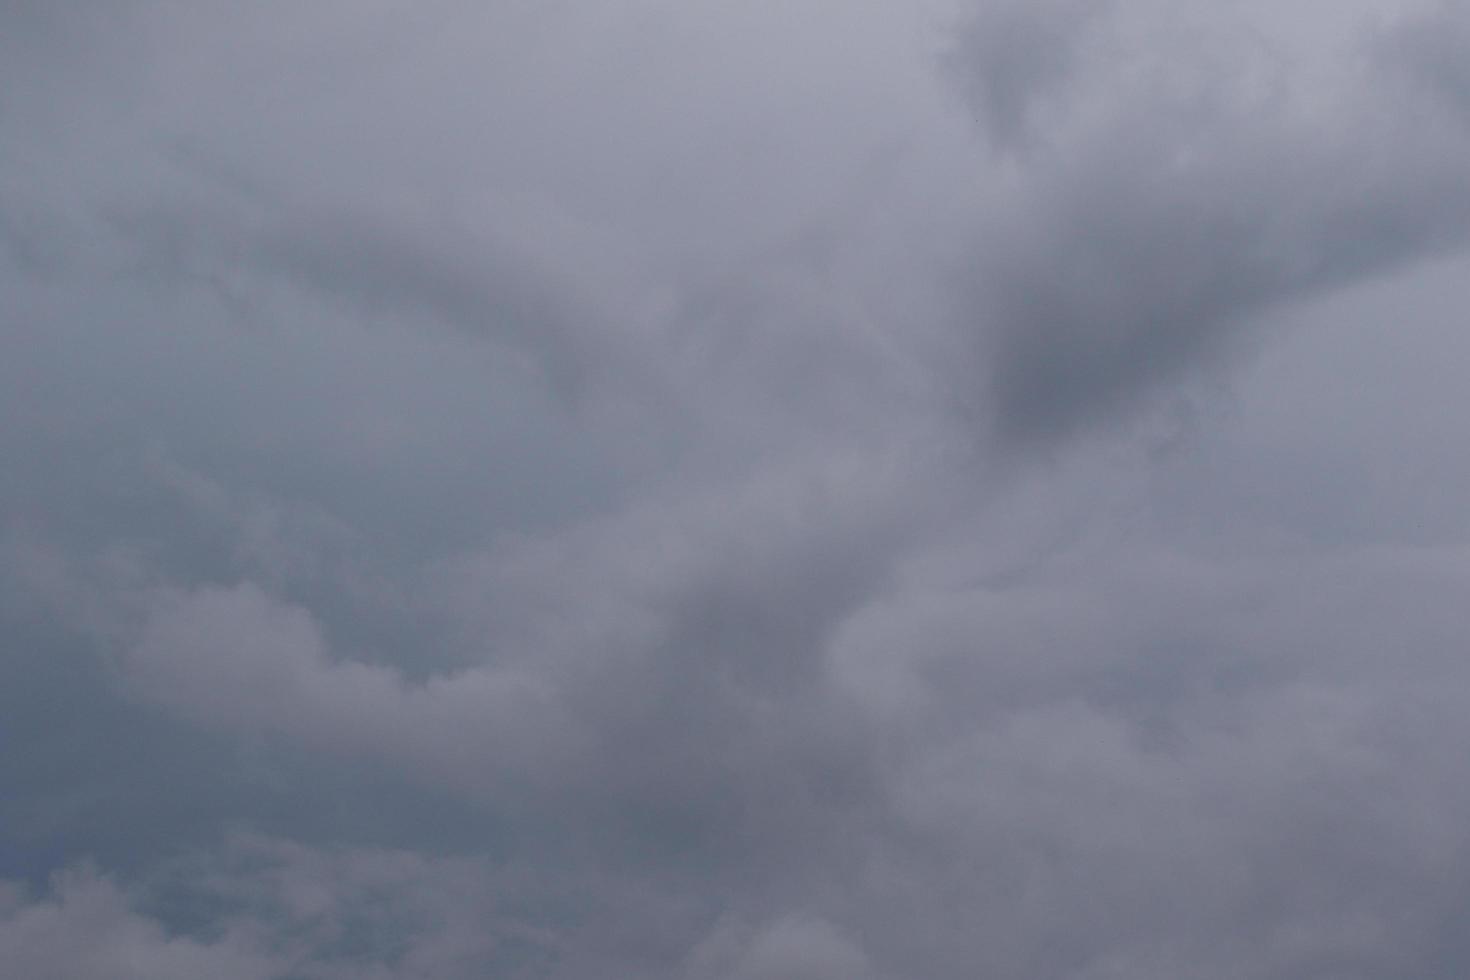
6, 1, 1470, 977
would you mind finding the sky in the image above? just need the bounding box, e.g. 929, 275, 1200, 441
4, 1, 1470, 977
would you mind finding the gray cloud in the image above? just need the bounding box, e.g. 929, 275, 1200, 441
948, 0, 1470, 446
945, 0, 1105, 153
7, 1, 1470, 977
1383, 1, 1470, 119
0, 868, 277, 980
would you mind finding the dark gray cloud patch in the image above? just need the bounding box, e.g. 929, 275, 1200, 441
951, 1, 1470, 446
944, 0, 1105, 153
1379, 1, 1470, 121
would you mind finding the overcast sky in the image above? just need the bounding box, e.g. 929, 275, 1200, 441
5, 1, 1470, 977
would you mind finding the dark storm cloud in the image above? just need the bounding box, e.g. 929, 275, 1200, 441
949, 0, 1470, 446
8, 1, 1470, 978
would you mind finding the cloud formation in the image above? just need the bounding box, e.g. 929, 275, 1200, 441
6, 1, 1470, 977
951, 0, 1470, 445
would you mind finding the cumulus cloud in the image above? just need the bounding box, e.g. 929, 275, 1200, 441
0, 868, 276, 980
0, 836, 569, 980
6, 0, 1470, 977
127, 583, 565, 788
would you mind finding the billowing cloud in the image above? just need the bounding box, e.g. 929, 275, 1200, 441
6, 1, 1470, 977
948, 0, 1470, 445
0, 868, 277, 980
